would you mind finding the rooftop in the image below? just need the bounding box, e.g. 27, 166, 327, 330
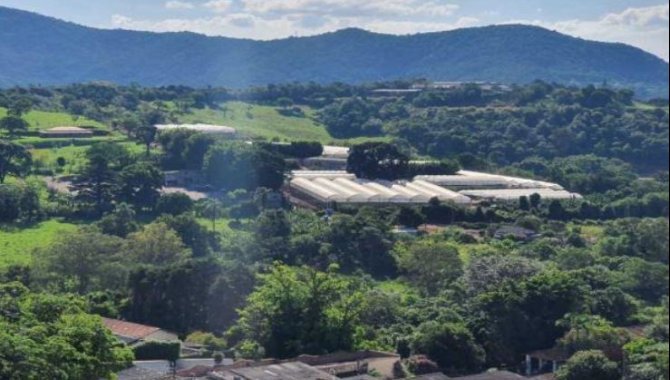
451, 370, 525, 380
102, 317, 177, 344
211, 361, 339, 380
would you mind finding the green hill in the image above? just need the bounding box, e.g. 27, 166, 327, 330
0, 6, 667, 98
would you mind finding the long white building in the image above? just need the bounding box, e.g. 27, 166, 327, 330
289, 174, 471, 205
416, 170, 565, 190
288, 169, 581, 207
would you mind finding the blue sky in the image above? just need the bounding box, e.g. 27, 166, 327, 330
1, 0, 668, 60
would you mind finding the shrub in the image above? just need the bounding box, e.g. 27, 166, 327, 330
132, 341, 181, 362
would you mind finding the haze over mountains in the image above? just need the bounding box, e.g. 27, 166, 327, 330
0, 6, 668, 98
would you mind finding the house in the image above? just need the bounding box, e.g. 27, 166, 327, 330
39, 126, 94, 138
102, 317, 179, 346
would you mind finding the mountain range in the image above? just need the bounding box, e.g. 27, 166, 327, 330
0, 6, 668, 98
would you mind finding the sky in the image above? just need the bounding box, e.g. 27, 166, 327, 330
1, 0, 668, 60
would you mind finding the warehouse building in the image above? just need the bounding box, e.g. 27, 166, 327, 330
288, 173, 471, 206
416, 170, 565, 190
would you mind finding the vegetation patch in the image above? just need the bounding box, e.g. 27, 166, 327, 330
0, 219, 79, 267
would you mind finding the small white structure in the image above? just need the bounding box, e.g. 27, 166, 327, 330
321, 145, 350, 158
154, 123, 236, 135
39, 126, 94, 138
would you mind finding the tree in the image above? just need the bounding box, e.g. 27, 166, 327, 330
95, 203, 139, 237
156, 213, 218, 257
463, 255, 542, 296
115, 114, 141, 137
556, 350, 620, 380
253, 209, 292, 260
156, 192, 194, 216
74, 143, 132, 214
0, 283, 133, 380
347, 142, 409, 180
34, 229, 127, 294
199, 198, 223, 231
558, 315, 629, 359
128, 258, 254, 334
519, 195, 530, 211
529, 193, 542, 209
0, 115, 29, 137
116, 162, 164, 210
277, 97, 293, 110
619, 258, 669, 303
0, 182, 41, 223
7, 97, 32, 117
411, 321, 486, 376
125, 222, 190, 265
549, 200, 567, 220
589, 287, 639, 326
137, 107, 165, 155
233, 264, 365, 358
396, 239, 463, 295
204, 143, 285, 190
0, 140, 31, 183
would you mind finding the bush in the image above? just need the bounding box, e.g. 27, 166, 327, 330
556, 350, 620, 380
133, 341, 181, 362
156, 193, 194, 215
405, 355, 440, 375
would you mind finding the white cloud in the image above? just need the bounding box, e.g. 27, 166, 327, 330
203, 0, 234, 13
165, 1, 194, 10
110, 2, 668, 60
239, 0, 458, 19
507, 4, 669, 60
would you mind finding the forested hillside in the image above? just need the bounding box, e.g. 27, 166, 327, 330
0, 6, 668, 98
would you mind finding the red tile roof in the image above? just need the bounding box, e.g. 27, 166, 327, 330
102, 317, 161, 340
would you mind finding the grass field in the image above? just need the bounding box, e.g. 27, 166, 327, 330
30, 140, 145, 174
0, 219, 79, 267
181, 101, 331, 142
181, 101, 389, 145
0, 107, 107, 131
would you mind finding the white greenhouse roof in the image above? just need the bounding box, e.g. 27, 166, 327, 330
459, 188, 582, 201
155, 123, 236, 134
290, 176, 473, 204
457, 170, 564, 190
291, 170, 355, 179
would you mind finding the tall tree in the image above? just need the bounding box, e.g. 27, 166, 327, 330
0, 140, 31, 183
0, 115, 29, 137
116, 162, 164, 210
347, 142, 409, 180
